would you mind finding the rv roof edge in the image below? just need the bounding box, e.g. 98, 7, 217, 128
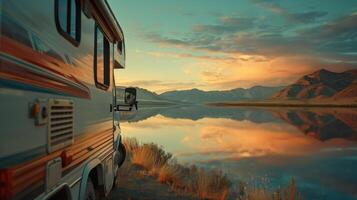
88, 0, 124, 43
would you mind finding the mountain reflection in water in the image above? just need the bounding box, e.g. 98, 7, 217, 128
119, 105, 357, 200
120, 105, 357, 142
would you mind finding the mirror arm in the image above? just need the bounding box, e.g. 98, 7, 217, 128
115, 102, 138, 111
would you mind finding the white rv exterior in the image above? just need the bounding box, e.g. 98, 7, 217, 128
0, 0, 127, 199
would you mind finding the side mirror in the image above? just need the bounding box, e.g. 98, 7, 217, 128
116, 87, 138, 111
124, 87, 137, 109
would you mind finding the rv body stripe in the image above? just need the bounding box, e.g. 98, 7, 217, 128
0, 146, 46, 169
0, 36, 91, 99
0, 78, 68, 97
0, 129, 114, 200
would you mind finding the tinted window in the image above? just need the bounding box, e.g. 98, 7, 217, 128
55, 0, 80, 45
70, 0, 77, 38
117, 41, 123, 54
95, 26, 110, 89
96, 29, 105, 84
57, 0, 67, 32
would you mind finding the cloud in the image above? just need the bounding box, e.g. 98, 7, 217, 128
198, 55, 353, 89
175, 7, 196, 16
193, 16, 255, 34
144, 10, 357, 65
139, 8, 356, 91
145, 31, 222, 51
145, 51, 235, 61
144, 24, 306, 58
300, 12, 357, 61
120, 80, 198, 87
289, 11, 328, 23
145, 32, 191, 47
250, 0, 327, 23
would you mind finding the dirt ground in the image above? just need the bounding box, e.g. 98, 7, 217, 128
109, 165, 194, 200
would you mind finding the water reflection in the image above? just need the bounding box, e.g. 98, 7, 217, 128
120, 105, 281, 123
120, 105, 357, 142
119, 105, 357, 200
273, 109, 357, 141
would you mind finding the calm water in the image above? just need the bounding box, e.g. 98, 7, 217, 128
119, 105, 357, 200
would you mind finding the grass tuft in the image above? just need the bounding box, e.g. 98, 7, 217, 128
123, 137, 230, 200
131, 143, 172, 170
122, 137, 301, 200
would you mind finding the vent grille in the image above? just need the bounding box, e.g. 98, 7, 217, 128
47, 99, 74, 153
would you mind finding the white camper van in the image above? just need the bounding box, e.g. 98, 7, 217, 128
0, 0, 134, 199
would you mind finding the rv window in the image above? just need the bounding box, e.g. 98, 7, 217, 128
94, 26, 110, 89
55, 0, 81, 46
57, 0, 67, 32
117, 41, 123, 54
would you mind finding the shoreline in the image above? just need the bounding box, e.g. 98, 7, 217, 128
209, 101, 357, 108
111, 137, 301, 200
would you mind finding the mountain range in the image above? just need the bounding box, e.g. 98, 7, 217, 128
160, 86, 285, 103
118, 68, 357, 104
117, 85, 284, 104
272, 69, 357, 100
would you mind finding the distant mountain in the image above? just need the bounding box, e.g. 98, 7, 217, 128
159, 86, 285, 103
272, 69, 357, 100
116, 86, 160, 100
134, 87, 163, 101
333, 82, 357, 99
116, 87, 177, 105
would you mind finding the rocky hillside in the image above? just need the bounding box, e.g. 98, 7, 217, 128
272, 69, 357, 100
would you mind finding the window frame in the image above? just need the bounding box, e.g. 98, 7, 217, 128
94, 25, 110, 90
54, 0, 81, 46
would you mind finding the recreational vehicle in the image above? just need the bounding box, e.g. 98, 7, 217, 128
0, 0, 135, 199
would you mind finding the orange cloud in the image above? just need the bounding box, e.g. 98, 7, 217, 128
197, 54, 352, 90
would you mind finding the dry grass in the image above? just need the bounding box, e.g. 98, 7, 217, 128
195, 168, 230, 200
122, 137, 139, 152
157, 163, 230, 200
122, 137, 301, 200
157, 163, 183, 185
131, 143, 172, 170
123, 137, 230, 200
236, 178, 301, 200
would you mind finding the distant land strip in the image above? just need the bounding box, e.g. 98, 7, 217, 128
209, 101, 357, 108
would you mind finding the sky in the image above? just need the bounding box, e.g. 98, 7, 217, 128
108, 0, 357, 93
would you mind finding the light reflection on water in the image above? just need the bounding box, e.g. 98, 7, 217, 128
119, 105, 357, 200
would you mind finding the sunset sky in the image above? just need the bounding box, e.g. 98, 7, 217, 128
108, 0, 357, 93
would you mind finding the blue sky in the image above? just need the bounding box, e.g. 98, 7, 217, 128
108, 0, 357, 93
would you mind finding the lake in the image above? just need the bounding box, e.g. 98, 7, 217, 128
119, 105, 357, 200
